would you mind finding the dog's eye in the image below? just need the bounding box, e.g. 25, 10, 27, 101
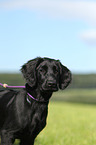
53, 66, 58, 74
39, 68, 46, 74
39, 65, 48, 75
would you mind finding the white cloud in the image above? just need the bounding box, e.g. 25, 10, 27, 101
80, 30, 96, 45
0, 0, 96, 24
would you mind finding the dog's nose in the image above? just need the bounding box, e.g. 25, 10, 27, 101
47, 80, 56, 87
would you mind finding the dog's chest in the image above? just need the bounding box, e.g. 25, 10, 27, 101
16, 103, 48, 138
30, 104, 48, 128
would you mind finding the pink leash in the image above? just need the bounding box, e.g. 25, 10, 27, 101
0, 83, 25, 88
0, 83, 48, 103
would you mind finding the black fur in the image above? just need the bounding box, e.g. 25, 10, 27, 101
0, 57, 71, 145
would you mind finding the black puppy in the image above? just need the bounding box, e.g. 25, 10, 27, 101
0, 57, 71, 145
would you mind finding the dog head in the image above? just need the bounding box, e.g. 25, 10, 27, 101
21, 57, 71, 92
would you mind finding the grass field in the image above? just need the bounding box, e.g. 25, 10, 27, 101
14, 102, 96, 145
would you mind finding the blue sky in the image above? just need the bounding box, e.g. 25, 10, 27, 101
0, 0, 96, 73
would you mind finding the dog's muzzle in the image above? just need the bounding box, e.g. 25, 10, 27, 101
42, 80, 58, 92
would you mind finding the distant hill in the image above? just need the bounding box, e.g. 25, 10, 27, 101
0, 73, 25, 86
0, 73, 96, 89
70, 74, 96, 89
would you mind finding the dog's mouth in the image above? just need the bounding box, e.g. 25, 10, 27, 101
41, 87, 58, 92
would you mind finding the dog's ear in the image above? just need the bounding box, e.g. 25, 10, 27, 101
58, 61, 72, 90
21, 57, 44, 87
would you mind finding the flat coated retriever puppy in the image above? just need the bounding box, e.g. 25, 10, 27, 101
0, 57, 71, 145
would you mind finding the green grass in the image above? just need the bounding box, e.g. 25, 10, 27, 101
14, 102, 96, 145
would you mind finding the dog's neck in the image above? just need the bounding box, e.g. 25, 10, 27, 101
25, 83, 52, 103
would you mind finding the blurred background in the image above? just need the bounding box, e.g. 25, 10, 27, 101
0, 0, 96, 144
0, 0, 96, 104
